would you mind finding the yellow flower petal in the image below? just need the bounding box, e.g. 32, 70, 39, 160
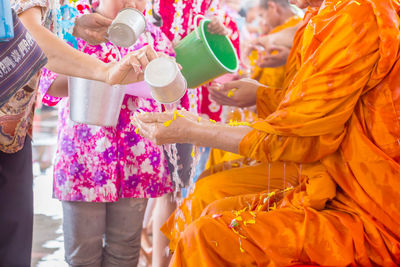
191, 147, 195, 158
163, 120, 173, 127
239, 238, 245, 253
245, 219, 256, 225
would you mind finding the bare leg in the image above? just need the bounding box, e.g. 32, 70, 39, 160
152, 193, 176, 267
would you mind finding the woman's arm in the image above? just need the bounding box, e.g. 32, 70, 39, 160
19, 7, 157, 85
19, 7, 107, 81
46, 75, 68, 98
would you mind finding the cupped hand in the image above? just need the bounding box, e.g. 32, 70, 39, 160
207, 17, 229, 35
209, 78, 261, 108
258, 45, 291, 68
73, 13, 112, 45
105, 45, 161, 85
131, 110, 203, 145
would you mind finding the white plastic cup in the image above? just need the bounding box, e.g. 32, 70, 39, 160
108, 8, 146, 47
144, 57, 187, 104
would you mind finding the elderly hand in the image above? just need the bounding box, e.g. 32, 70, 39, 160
207, 17, 229, 35
105, 45, 160, 85
132, 109, 253, 153
209, 78, 261, 108
73, 13, 112, 45
131, 110, 206, 145
258, 45, 291, 68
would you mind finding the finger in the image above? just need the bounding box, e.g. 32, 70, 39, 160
137, 52, 150, 69
209, 90, 237, 106
93, 13, 113, 27
124, 2, 137, 9
133, 114, 156, 136
128, 55, 143, 73
132, 116, 155, 140
221, 80, 242, 91
208, 85, 222, 92
210, 93, 237, 106
207, 24, 217, 34
266, 46, 286, 55
145, 45, 159, 61
137, 111, 174, 123
90, 29, 108, 44
209, 87, 234, 100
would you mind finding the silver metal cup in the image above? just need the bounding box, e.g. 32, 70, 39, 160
68, 77, 126, 127
144, 57, 187, 104
108, 8, 146, 48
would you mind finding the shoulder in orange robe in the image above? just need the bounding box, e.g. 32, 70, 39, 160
170, 0, 400, 266
161, 12, 316, 252
206, 15, 303, 173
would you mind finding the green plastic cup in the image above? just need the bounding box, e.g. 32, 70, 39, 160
174, 18, 239, 88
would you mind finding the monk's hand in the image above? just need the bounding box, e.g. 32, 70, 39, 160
104, 45, 160, 85
207, 17, 229, 35
73, 13, 112, 45
209, 78, 260, 108
259, 45, 291, 68
131, 110, 202, 145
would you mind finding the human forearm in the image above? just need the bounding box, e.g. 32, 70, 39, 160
47, 75, 69, 98
132, 111, 252, 153
19, 7, 107, 81
188, 123, 252, 154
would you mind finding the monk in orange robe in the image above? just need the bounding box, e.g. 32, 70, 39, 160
160, 6, 318, 252
132, 0, 400, 265
206, 0, 302, 174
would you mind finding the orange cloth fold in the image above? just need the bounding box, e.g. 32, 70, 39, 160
170, 0, 400, 266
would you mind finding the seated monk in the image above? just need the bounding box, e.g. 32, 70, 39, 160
156, 3, 318, 252
205, 0, 303, 176
132, 0, 400, 265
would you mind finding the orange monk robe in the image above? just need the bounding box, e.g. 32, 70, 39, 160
251, 16, 302, 89
161, 11, 317, 252
205, 15, 303, 176
170, 0, 400, 266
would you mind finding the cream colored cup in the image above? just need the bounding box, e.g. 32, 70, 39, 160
144, 57, 187, 104
108, 8, 146, 47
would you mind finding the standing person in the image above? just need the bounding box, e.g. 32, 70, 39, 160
134, 0, 400, 265
0, 1, 155, 266
38, 0, 175, 266
0, 9, 48, 267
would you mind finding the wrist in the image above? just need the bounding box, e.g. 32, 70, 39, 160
186, 120, 203, 144
72, 19, 79, 38
97, 62, 110, 83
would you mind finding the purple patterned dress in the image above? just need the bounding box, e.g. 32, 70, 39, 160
39, 19, 174, 202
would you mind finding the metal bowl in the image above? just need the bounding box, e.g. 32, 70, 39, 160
68, 77, 125, 127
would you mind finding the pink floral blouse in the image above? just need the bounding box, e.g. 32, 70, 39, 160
155, 0, 240, 121
39, 18, 175, 202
